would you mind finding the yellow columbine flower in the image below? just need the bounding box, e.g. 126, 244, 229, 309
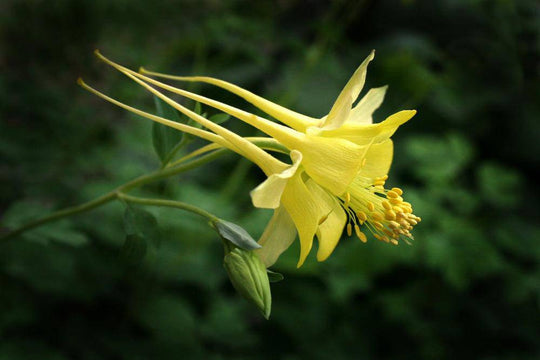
80, 52, 352, 267
95, 51, 369, 198
85, 51, 420, 267
136, 51, 421, 247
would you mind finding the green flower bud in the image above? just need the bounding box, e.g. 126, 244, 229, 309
223, 247, 272, 319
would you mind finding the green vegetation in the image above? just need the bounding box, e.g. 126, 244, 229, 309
1, 0, 538, 359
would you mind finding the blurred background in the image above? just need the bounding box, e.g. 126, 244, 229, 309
1, 0, 539, 359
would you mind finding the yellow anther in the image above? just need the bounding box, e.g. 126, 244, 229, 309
399, 219, 409, 227
378, 175, 389, 181
387, 190, 399, 198
401, 203, 412, 210
389, 221, 401, 229
356, 211, 367, 222
346, 223, 352, 237
383, 229, 394, 237
374, 180, 386, 187
382, 200, 392, 210
373, 221, 384, 230
385, 210, 396, 220
354, 225, 367, 243
367, 202, 375, 212
389, 197, 402, 205
408, 219, 418, 226
373, 234, 383, 241
390, 239, 399, 245
402, 201, 412, 208
391, 187, 403, 196
393, 206, 403, 213
372, 213, 384, 221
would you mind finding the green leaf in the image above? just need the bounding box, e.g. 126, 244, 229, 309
478, 162, 522, 208
120, 234, 147, 264
209, 113, 230, 125
39, 227, 88, 247
193, 101, 202, 115
124, 204, 160, 247
266, 269, 284, 283
122, 204, 160, 263
152, 96, 184, 165
214, 220, 261, 250
178, 102, 205, 145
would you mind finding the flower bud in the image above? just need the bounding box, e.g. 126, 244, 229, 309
223, 247, 272, 319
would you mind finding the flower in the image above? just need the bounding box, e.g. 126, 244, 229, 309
80, 52, 356, 267
137, 51, 421, 248
82, 51, 420, 267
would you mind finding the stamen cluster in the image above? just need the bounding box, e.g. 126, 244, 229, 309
342, 175, 421, 245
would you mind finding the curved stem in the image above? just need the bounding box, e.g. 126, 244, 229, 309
117, 193, 219, 222
0, 149, 227, 243
0, 192, 118, 243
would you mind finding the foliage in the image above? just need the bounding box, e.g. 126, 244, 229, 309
1, 0, 538, 359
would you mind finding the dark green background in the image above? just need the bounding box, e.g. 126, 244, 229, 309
1, 0, 538, 359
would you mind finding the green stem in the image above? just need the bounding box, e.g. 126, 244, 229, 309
117, 193, 219, 222
0, 149, 227, 243
160, 136, 189, 169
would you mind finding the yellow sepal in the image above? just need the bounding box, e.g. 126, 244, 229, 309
256, 207, 297, 267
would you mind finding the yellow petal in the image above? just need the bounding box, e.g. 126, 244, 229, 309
305, 179, 347, 261
139, 69, 318, 132
375, 110, 417, 140
298, 135, 367, 196
348, 85, 388, 124
280, 173, 320, 267
250, 151, 303, 209
321, 110, 416, 146
256, 207, 297, 267
360, 139, 394, 179
321, 50, 375, 130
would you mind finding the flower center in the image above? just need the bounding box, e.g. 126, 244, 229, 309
340, 174, 421, 245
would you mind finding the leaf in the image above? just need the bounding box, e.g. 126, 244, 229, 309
214, 220, 261, 250
209, 113, 230, 125
478, 162, 522, 208
40, 227, 88, 247
175, 102, 206, 145
152, 96, 184, 165
122, 204, 160, 263
266, 269, 284, 283
193, 101, 202, 115
120, 234, 147, 264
